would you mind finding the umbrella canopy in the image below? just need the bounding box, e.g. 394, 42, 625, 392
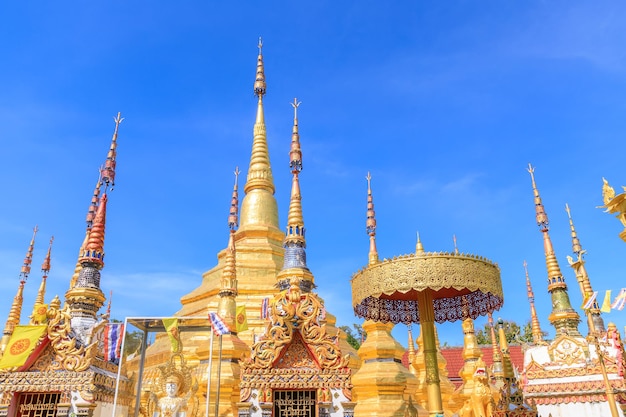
351, 251, 503, 324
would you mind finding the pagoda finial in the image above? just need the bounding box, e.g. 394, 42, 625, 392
527, 165, 580, 337
285, 101, 306, 248
289, 98, 303, 174
106, 290, 112, 319
254, 37, 266, 98
101, 112, 122, 192
218, 172, 240, 331
565, 204, 605, 334
31, 236, 54, 316
527, 164, 549, 229
228, 167, 240, 230
416, 232, 425, 255
20, 226, 38, 280
407, 325, 416, 363
366, 172, 379, 265
365, 173, 379, 263
524, 261, 544, 344
2, 230, 37, 353
278, 103, 313, 291
453, 234, 459, 255
497, 318, 515, 380
242, 38, 277, 213
488, 313, 504, 385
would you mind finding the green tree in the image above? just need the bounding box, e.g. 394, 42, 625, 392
474, 319, 544, 345
339, 324, 367, 350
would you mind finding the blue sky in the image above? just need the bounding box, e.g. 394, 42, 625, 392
1, 2, 626, 347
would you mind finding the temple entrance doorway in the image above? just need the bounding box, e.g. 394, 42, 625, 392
273, 390, 316, 417
14, 393, 59, 417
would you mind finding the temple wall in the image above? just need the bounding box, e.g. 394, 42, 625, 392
536, 402, 625, 417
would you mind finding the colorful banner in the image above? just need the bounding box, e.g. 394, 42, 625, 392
31, 303, 48, 324
582, 291, 598, 310
104, 323, 124, 362
612, 289, 626, 311
236, 306, 248, 333
0, 325, 47, 369
601, 290, 613, 313
163, 318, 181, 352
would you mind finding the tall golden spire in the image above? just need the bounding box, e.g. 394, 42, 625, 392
1, 227, 38, 354
218, 169, 240, 330
240, 38, 279, 229
30, 236, 54, 325
366, 172, 379, 265
497, 318, 515, 379
527, 164, 580, 337
407, 326, 416, 370
488, 313, 504, 385
284, 99, 305, 248
524, 261, 544, 344
565, 204, 605, 335
278, 100, 314, 291
66, 114, 122, 334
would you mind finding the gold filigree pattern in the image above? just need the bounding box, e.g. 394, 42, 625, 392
548, 335, 586, 366
525, 357, 619, 380
244, 289, 349, 370
45, 298, 101, 372
352, 252, 503, 324
239, 284, 352, 402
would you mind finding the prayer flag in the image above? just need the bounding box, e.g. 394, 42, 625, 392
31, 303, 48, 324
261, 297, 270, 319
612, 289, 626, 311
236, 306, 248, 333
209, 312, 230, 336
0, 325, 47, 369
601, 290, 612, 313
582, 292, 598, 310
104, 323, 124, 362
163, 318, 181, 352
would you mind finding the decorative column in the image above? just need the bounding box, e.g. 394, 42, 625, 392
416, 289, 443, 417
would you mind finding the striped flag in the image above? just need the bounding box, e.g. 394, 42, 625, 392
612, 289, 626, 311
582, 291, 598, 310
104, 323, 124, 362
261, 298, 270, 319
209, 312, 230, 336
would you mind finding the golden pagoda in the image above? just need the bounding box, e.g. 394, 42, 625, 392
128, 40, 360, 417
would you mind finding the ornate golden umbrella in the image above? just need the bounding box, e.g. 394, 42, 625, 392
352, 236, 503, 416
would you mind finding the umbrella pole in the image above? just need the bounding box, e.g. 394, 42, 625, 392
417, 289, 444, 417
